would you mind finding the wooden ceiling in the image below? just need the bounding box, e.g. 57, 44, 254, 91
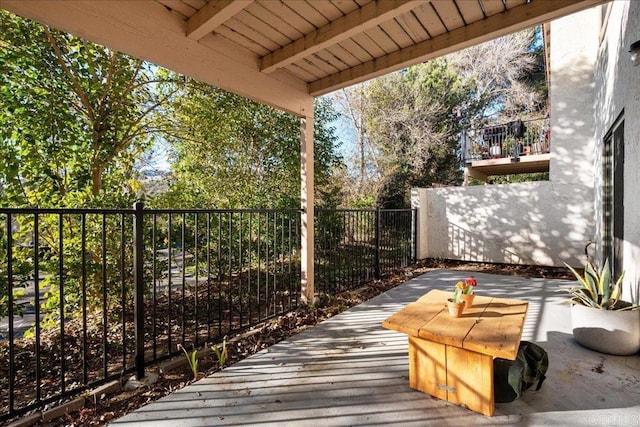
2, 0, 607, 116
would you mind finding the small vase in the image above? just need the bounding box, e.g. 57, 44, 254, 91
461, 293, 475, 308
447, 298, 465, 318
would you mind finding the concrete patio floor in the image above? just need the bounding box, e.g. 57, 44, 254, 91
112, 270, 640, 426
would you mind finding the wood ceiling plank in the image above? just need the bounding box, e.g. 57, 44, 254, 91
285, 62, 319, 81
298, 53, 337, 76
364, 26, 399, 54
186, 0, 253, 40
287, 1, 331, 28
250, 2, 305, 40
379, 18, 414, 49
182, 0, 206, 10
396, 11, 430, 43
431, 0, 465, 30
308, 0, 345, 21
309, 0, 608, 96
156, 0, 197, 18
293, 57, 327, 79
329, 0, 361, 15
325, 44, 361, 67
225, 16, 280, 51
260, 1, 316, 35
235, 9, 293, 47
314, 49, 350, 71
454, 0, 485, 24
505, 0, 528, 9
480, 0, 507, 17
215, 24, 271, 55
261, 0, 428, 73
340, 38, 374, 63
3, 0, 312, 116
351, 32, 386, 58
412, 2, 447, 38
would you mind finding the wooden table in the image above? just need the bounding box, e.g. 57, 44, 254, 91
382, 289, 528, 416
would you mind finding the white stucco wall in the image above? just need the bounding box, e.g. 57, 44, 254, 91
412, 8, 600, 268
412, 182, 591, 267
594, 0, 640, 303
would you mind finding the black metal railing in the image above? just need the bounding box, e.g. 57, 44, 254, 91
0, 205, 414, 421
459, 117, 550, 165
314, 208, 416, 294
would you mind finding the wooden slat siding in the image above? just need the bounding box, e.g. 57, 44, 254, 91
236, 9, 293, 48
182, 0, 206, 10
309, 0, 608, 95
250, 3, 305, 41
261, 1, 427, 73
156, 0, 197, 18
187, 1, 253, 40
324, 44, 361, 67
216, 24, 270, 56
431, 0, 465, 31
446, 346, 494, 416
293, 56, 330, 79
454, 0, 485, 24
329, 0, 362, 15
286, 63, 319, 81
505, 0, 528, 9
396, 12, 430, 44
288, 1, 331, 28
260, 1, 316, 35
225, 17, 280, 51
308, 0, 345, 21
315, 49, 351, 71
481, 0, 507, 17
339, 38, 374, 63
364, 26, 399, 54
412, 3, 448, 38
408, 337, 448, 400
428, 1, 450, 32
351, 32, 386, 58
380, 18, 414, 49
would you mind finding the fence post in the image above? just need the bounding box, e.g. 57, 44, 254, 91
133, 201, 145, 380
374, 208, 380, 280
411, 208, 417, 263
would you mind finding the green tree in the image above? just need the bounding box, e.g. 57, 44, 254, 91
0, 10, 175, 208
153, 82, 343, 209
360, 60, 478, 207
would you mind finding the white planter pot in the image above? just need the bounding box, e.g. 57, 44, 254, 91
571, 304, 640, 356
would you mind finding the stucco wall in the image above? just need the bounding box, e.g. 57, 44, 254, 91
594, 0, 640, 303
412, 8, 599, 268
412, 182, 591, 267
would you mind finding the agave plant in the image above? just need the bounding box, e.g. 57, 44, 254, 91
565, 259, 636, 311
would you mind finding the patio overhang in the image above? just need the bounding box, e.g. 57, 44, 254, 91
1, 0, 608, 116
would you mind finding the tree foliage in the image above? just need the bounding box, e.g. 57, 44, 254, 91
152, 82, 343, 209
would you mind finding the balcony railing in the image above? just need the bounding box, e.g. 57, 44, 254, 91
0, 205, 415, 421
459, 117, 550, 165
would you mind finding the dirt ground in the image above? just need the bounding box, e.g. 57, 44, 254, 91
17, 259, 575, 426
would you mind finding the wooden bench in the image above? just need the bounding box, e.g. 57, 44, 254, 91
382, 289, 528, 416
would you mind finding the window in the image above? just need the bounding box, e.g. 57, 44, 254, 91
602, 113, 624, 277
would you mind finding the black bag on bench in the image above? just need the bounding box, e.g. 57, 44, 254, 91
494, 341, 548, 403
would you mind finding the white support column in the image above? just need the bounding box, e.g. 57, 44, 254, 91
300, 108, 315, 304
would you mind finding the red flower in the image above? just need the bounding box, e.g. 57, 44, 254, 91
464, 277, 477, 287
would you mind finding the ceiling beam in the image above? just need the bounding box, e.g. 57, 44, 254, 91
2, 0, 313, 116
309, 0, 609, 96
260, 0, 429, 74
186, 0, 253, 41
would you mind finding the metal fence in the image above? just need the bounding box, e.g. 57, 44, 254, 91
315, 208, 416, 294
0, 205, 414, 421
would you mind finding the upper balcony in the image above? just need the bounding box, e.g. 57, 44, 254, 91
459, 117, 550, 183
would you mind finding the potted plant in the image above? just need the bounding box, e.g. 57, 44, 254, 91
565, 259, 640, 355
455, 277, 477, 308
447, 288, 465, 318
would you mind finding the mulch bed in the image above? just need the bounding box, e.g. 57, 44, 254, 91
10, 259, 575, 426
